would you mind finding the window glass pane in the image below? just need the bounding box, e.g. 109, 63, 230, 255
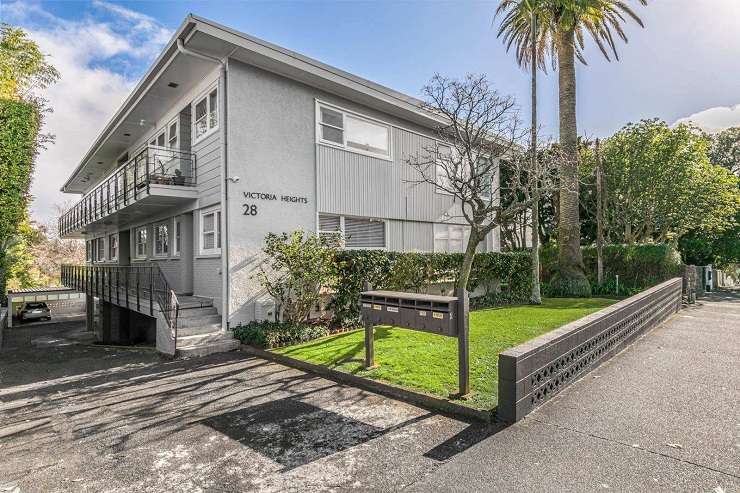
434, 239, 448, 252
433, 223, 449, 240
345, 116, 389, 156
449, 225, 463, 240
195, 98, 207, 121
203, 232, 215, 250
169, 122, 177, 140
318, 214, 341, 232
321, 125, 343, 144
345, 217, 385, 248
157, 133, 165, 147
209, 90, 218, 129
449, 239, 463, 252
320, 107, 343, 128
203, 213, 214, 232
216, 212, 221, 248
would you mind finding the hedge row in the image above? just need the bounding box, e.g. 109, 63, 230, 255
330, 250, 532, 324
540, 243, 682, 293
233, 321, 329, 349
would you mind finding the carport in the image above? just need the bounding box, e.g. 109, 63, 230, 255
6, 287, 86, 327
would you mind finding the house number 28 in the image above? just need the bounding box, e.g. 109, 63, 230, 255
242, 204, 258, 216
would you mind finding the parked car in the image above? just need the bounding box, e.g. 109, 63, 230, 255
19, 302, 51, 323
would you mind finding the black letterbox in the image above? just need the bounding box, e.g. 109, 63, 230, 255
361, 290, 458, 337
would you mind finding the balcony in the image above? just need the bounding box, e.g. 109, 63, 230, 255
59, 146, 197, 238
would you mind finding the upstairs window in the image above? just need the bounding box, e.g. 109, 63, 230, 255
200, 207, 221, 255
317, 104, 391, 159
168, 120, 178, 148
194, 86, 218, 141
155, 223, 169, 257
135, 227, 147, 258
318, 214, 386, 250
109, 234, 118, 261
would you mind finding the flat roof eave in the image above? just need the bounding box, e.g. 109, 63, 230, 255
62, 14, 444, 193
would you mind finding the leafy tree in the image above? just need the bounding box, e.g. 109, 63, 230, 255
708, 126, 740, 176
600, 119, 739, 244
0, 23, 60, 100
495, 0, 648, 297
0, 25, 59, 301
256, 230, 337, 324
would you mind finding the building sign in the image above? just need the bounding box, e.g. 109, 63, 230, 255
242, 191, 309, 216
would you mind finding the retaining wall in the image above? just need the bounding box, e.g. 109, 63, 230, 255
497, 277, 682, 422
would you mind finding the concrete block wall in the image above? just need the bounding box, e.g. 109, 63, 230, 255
497, 278, 683, 423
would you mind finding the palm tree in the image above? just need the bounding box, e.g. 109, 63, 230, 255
495, 0, 647, 297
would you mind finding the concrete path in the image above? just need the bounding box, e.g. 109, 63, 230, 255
408, 290, 740, 492
1, 292, 738, 492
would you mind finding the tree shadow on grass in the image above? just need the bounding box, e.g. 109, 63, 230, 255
276, 325, 395, 371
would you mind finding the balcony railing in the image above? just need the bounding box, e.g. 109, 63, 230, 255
61, 264, 180, 345
59, 145, 196, 237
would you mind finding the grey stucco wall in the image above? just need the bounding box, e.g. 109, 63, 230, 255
224, 59, 498, 325
226, 60, 317, 325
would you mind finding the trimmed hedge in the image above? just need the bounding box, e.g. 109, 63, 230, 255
541, 244, 682, 294
233, 321, 329, 349
331, 250, 532, 324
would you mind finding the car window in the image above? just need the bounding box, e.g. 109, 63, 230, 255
26, 302, 47, 309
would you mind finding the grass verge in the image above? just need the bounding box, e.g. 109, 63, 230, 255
274, 297, 616, 410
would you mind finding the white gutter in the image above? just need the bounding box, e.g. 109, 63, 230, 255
176, 38, 231, 332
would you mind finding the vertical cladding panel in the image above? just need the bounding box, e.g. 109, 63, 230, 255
317, 122, 462, 224
194, 131, 221, 206
317, 146, 402, 218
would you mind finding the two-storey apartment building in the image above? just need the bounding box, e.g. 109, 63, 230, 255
59, 15, 499, 356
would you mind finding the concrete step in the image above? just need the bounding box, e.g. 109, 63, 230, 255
177, 323, 223, 337
177, 314, 222, 328
178, 305, 218, 316
176, 338, 240, 358
176, 331, 233, 347
178, 296, 214, 310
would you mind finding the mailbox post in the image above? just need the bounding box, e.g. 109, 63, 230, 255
360, 284, 470, 398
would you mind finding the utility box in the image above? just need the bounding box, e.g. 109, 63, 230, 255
360, 285, 470, 398
254, 297, 276, 322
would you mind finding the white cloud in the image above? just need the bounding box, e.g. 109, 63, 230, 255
4, 1, 172, 225
674, 104, 740, 133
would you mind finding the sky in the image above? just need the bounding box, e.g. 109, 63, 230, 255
4, 0, 740, 224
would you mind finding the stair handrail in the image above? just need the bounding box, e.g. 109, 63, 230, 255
61, 263, 181, 354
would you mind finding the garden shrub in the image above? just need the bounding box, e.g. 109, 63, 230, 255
233, 320, 329, 349
541, 243, 681, 295
331, 250, 532, 325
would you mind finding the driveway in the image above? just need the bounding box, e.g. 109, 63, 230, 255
0, 342, 477, 492
1, 291, 738, 492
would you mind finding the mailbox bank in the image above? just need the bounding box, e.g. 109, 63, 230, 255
360, 286, 471, 397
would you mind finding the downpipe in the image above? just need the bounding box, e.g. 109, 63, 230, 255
176, 38, 231, 331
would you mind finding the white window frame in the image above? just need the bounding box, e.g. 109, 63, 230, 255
135, 227, 148, 259
149, 128, 166, 148
173, 217, 181, 257
315, 101, 392, 161
199, 206, 221, 255
154, 223, 169, 258
317, 213, 387, 251
109, 233, 118, 262
167, 117, 179, 149
192, 83, 219, 144
94, 237, 105, 262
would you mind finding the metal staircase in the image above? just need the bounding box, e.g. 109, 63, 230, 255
60, 265, 238, 357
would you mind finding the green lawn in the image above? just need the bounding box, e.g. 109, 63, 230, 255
275, 298, 617, 410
